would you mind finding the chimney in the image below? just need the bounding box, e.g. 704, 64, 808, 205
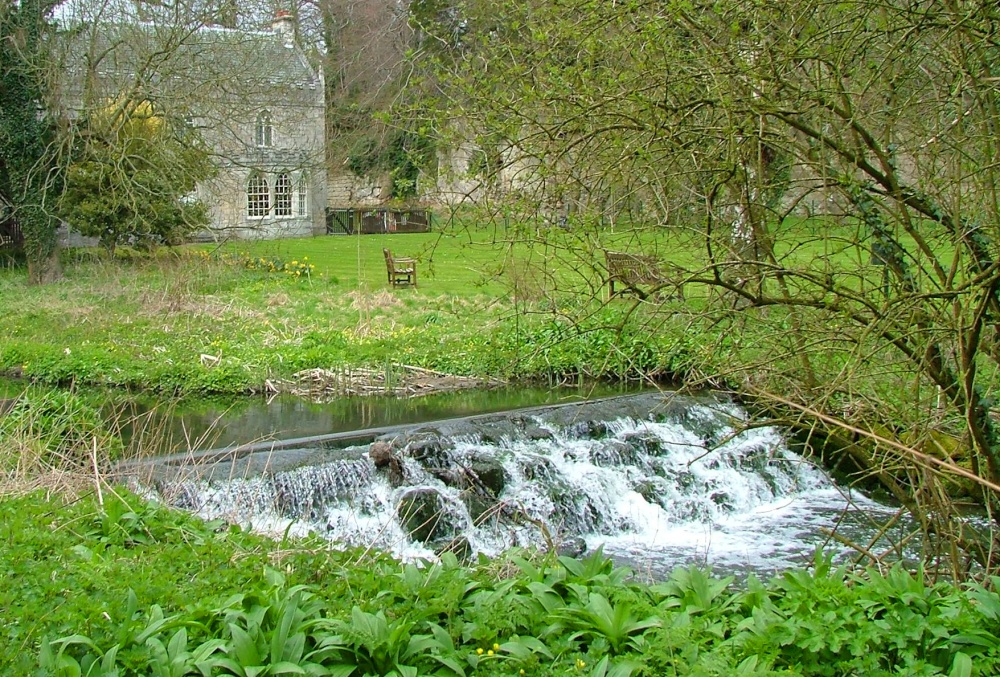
272, 10, 294, 45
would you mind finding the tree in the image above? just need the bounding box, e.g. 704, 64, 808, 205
310, 0, 423, 198
4, 0, 234, 278
0, 0, 65, 283
58, 97, 214, 252
413, 0, 1000, 573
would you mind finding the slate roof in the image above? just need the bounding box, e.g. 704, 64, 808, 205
59, 20, 321, 108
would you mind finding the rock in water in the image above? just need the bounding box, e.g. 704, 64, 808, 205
369, 441, 395, 467
396, 488, 459, 542
369, 440, 405, 486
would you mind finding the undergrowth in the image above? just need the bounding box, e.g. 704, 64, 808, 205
0, 388, 121, 490
3, 490, 999, 676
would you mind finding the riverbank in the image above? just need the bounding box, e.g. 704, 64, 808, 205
3, 489, 998, 676
0, 236, 690, 396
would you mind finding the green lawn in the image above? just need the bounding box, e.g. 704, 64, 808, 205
0, 225, 697, 395
207, 225, 702, 298
0, 217, 953, 408
209, 231, 515, 296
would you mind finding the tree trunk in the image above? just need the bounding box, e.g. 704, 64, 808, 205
20, 205, 62, 285
27, 247, 61, 285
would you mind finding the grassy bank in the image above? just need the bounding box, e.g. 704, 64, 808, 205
0, 220, 916, 404
4, 489, 999, 676
0, 229, 696, 395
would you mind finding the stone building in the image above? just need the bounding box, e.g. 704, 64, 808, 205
60, 8, 327, 242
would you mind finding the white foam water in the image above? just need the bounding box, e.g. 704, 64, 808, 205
148, 401, 900, 577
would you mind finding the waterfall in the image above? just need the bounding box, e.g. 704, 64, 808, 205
140, 394, 896, 576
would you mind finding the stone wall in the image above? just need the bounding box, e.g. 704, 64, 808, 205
326, 169, 388, 208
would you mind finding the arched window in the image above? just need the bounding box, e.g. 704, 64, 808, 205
255, 110, 273, 147
247, 173, 269, 217
295, 173, 308, 216
275, 172, 292, 216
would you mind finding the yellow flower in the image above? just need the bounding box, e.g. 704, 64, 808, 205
576, 659, 586, 669
476, 648, 484, 655
492, 643, 500, 651
519, 671, 525, 676
487, 650, 494, 656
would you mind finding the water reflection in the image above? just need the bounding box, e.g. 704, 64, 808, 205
117, 382, 649, 455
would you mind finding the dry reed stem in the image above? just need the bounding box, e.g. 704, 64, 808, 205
91, 437, 104, 506
754, 387, 1000, 495
0, 470, 94, 499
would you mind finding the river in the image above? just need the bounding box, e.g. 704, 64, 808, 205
128, 390, 908, 580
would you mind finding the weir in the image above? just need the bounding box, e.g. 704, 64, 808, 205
133, 392, 901, 578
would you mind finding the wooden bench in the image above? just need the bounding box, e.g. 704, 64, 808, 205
604, 251, 684, 300
384, 248, 417, 288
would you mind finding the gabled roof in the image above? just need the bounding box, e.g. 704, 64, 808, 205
58, 19, 322, 109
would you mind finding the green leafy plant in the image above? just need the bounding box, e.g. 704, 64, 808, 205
651, 566, 736, 617
553, 592, 660, 655
39, 634, 122, 677
209, 568, 331, 676
145, 627, 226, 677
315, 606, 439, 677
58, 99, 215, 253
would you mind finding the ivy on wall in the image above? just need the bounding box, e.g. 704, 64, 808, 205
345, 127, 434, 200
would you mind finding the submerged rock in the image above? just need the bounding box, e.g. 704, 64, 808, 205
430, 456, 507, 524
555, 536, 588, 558
632, 477, 667, 504
621, 431, 666, 456
403, 433, 454, 469
520, 455, 557, 482
524, 424, 554, 441
467, 458, 506, 495
710, 491, 734, 511
462, 490, 500, 525
396, 488, 461, 543
433, 535, 473, 562
566, 420, 614, 439
590, 439, 645, 467
429, 467, 463, 486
